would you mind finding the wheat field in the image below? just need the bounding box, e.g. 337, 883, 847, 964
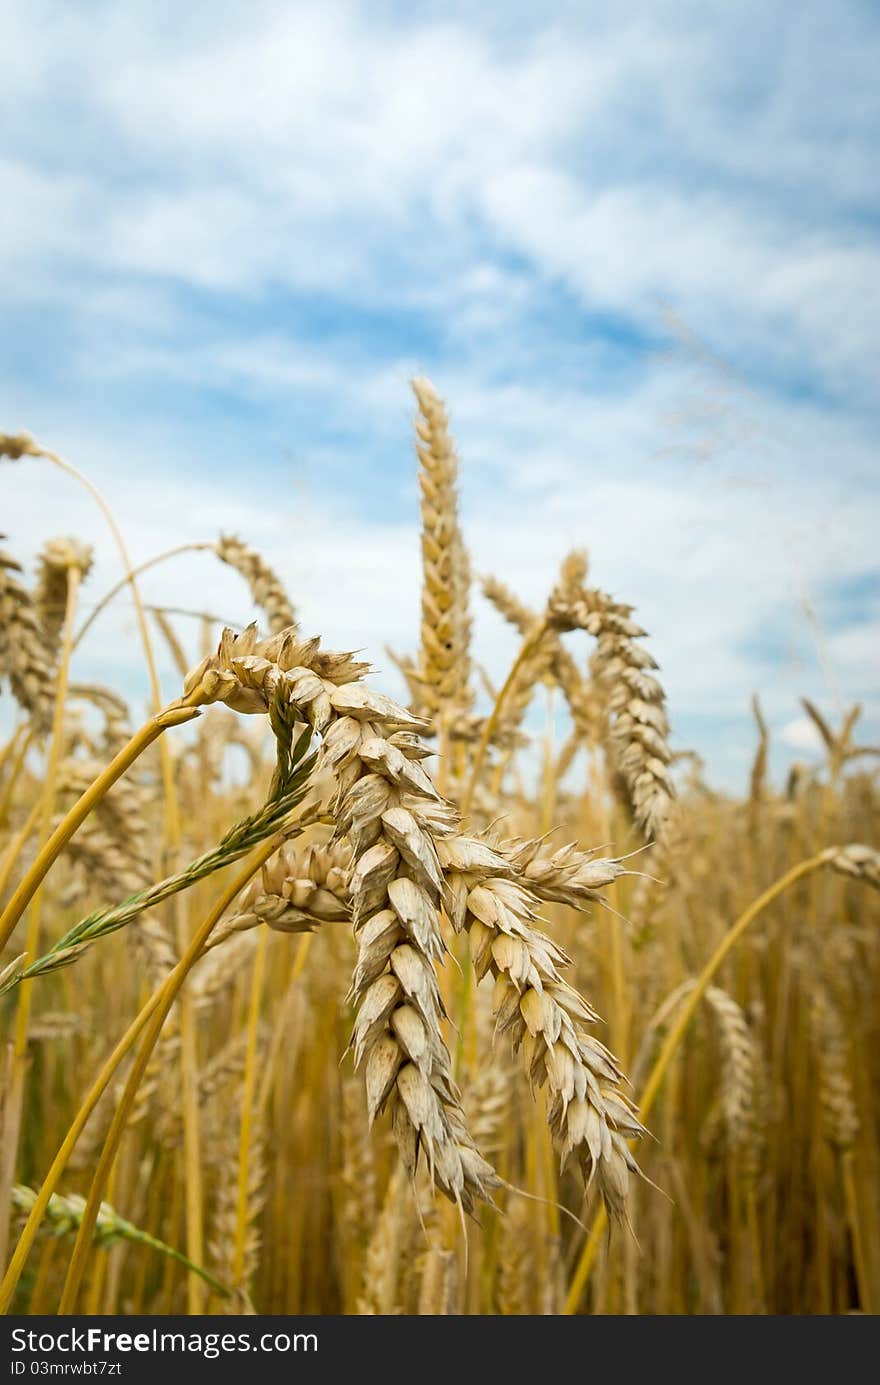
0, 380, 877, 1317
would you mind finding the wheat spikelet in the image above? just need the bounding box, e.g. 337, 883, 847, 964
55, 756, 152, 887
207, 838, 351, 951
215, 533, 297, 635
62, 823, 150, 903
54, 749, 154, 909
412, 377, 472, 717
704, 987, 758, 1150
464, 1048, 514, 1160
501, 836, 630, 910
546, 562, 674, 839
439, 833, 644, 1217
0, 541, 55, 732
496, 639, 555, 749
34, 537, 94, 655
811, 990, 860, 1151
821, 843, 880, 890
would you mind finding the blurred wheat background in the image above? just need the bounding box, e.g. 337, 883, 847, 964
0, 377, 878, 1316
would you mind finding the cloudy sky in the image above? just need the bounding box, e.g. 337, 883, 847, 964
1, 0, 878, 789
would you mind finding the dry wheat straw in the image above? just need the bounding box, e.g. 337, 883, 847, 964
0, 542, 55, 733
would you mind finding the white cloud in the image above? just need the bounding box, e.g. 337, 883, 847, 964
0, 1, 877, 788
779, 716, 825, 755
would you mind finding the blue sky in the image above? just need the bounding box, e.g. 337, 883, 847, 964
1, 0, 878, 789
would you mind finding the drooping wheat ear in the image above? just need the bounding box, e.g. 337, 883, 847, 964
820, 843, 880, 890
181, 625, 498, 1212
547, 560, 674, 840
55, 756, 152, 890
0, 542, 55, 733
811, 989, 860, 1151
215, 533, 298, 635
439, 834, 644, 1218
412, 376, 473, 718
68, 684, 132, 755
703, 987, 758, 1150
206, 837, 351, 951
34, 537, 94, 656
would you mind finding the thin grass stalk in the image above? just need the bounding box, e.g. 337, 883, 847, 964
74, 545, 215, 650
